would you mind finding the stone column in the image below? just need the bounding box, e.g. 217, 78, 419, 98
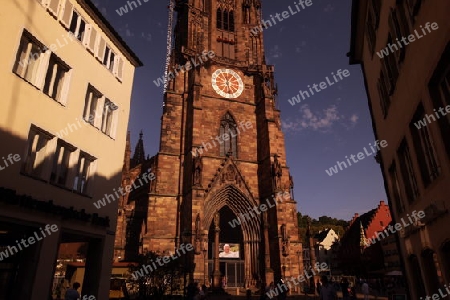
263, 212, 274, 285
212, 212, 221, 289
30, 224, 61, 300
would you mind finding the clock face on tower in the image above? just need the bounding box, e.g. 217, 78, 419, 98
211, 69, 244, 99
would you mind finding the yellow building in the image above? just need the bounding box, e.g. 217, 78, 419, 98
0, 0, 142, 299
349, 0, 450, 299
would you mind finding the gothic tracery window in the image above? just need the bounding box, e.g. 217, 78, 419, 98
219, 113, 238, 157
217, 8, 223, 29
216, 1, 235, 32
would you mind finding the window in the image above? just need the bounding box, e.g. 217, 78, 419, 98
397, 139, 419, 203
388, 9, 405, 63
382, 36, 400, 94
83, 85, 101, 125
216, 31, 235, 59
50, 141, 75, 186
23, 126, 53, 179
410, 105, 440, 186
69, 10, 86, 41
109, 52, 115, 72
101, 45, 116, 71
216, 8, 234, 32
229, 11, 235, 32
377, 71, 391, 117
429, 43, 450, 157
366, 14, 376, 56
223, 10, 229, 31
366, 0, 381, 55
388, 162, 405, 214
73, 152, 95, 195
406, 0, 422, 22
103, 46, 110, 66
101, 100, 117, 136
216, 8, 223, 29
219, 112, 237, 157
13, 30, 72, 104
13, 32, 45, 86
43, 54, 70, 103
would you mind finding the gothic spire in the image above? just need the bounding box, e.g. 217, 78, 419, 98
131, 131, 146, 167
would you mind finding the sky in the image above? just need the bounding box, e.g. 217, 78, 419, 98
92, 0, 387, 221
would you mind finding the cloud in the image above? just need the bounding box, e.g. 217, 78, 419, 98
268, 45, 282, 59
350, 114, 359, 124
282, 104, 342, 133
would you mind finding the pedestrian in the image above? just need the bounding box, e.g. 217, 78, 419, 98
278, 279, 288, 300
199, 284, 207, 300
55, 279, 66, 300
246, 288, 252, 300
64, 282, 81, 300
362, 281, 369, 300
319, 276, 337, 300
316, 279, 322, 295
340, 278, 350, 300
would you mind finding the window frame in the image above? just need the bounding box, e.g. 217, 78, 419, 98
409, 104, 441, 187
397, 139, 420, 203
22, 125, 54, 180
43, 53, 71, 104
50, 140, 76, 187
73, 152, 96, 195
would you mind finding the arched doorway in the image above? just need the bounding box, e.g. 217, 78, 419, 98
441, 241, 450, 283
208, 206, 244, 287
409, 255, 426, 297
421, 249, 441, 293
203, 184, 262, 288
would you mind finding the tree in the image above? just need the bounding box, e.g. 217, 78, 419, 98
297, 212, 349, 244
129, 251, 183, 300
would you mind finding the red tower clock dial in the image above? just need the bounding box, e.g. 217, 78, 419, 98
211, 69, 244, 99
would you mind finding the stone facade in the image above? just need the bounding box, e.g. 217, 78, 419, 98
116, 0, 303, 289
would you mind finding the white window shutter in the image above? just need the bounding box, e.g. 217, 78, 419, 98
94, 96, 105, 129
88, 26, 98, 53
96, 36, 106, 61
83, 25, 92, 48
117, 57, 124, 81
36, 50, 51, 90
47, 0, 60, 17
59, 69, 72, 105
60, 0, 73, 29
110, 110, 119, 139
86, 159, 97, 196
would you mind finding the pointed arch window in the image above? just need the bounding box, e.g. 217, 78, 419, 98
223, 10, 229, 31
216, 8, 223, 29
229, 11, 235, 31
216, 8, 234, 32
219, 113, 238, 157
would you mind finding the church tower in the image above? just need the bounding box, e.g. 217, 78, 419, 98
144, 0, 303, 288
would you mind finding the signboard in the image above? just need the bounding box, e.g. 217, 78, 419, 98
219, 243, 240, 259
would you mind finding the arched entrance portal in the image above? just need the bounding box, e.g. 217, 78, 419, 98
203, 185, 262, 288
208, 206, 244, 287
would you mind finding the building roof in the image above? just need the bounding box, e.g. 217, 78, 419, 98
80, 0, 143, 67
342, 208, 377, 243
314, 228, 332, 242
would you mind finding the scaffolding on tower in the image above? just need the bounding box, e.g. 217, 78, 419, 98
163, 0, 175, 96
